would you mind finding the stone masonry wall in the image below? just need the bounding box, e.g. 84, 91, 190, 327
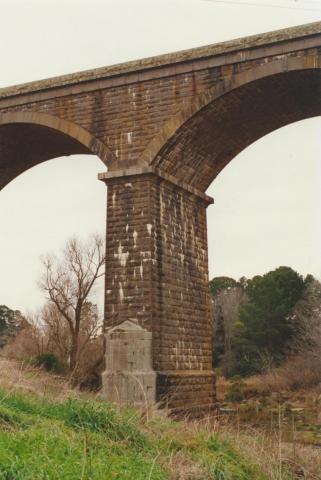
104, 174, 156, 330
152, 179, 212, 372
103, 172, 215, 410
1, 47, 318, 176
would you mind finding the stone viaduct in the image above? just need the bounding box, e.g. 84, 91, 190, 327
0, 22, 320, 413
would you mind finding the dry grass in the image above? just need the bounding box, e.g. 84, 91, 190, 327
225, 425, 321, 480
182, 413, 321, 480
239, 358, 321, 398
215, 374, 321, 479
0, 356, 76, 400
216, 362, 321, 401
166, 452, 204, 480
282, 443, 321, 480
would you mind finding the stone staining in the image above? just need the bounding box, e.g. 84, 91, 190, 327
102, 172, 215, 411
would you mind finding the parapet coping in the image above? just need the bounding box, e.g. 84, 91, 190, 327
0, 21, 320, 100
98, 167, 214, 205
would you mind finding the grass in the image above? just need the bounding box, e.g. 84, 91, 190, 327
2, 359, 316, 479
0, 388, 271, 480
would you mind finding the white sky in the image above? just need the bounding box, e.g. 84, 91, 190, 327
0, 0, 320, 313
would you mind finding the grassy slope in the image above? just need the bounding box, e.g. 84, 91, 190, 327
0, 388, 271, 480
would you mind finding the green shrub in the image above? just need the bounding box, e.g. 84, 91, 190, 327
32, 353, 63, 373
225, 376, 246, 403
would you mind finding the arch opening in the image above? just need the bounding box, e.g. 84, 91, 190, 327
206, 116, 321, 282
0, 153, 107, 312
150, 67, 321, 192
0, 113, 110, 309
0, 113, 113, 190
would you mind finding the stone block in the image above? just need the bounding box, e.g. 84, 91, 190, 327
102, 320, 156, 406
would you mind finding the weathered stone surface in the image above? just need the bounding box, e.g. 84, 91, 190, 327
0, 21, 320, 99
0, 23, 320, 190
1, 22, 320, 412
102, 320, 156, 406
101, 170, 215, 410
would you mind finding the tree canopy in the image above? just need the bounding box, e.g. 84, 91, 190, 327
0, 305, 28, 348
211, 267, 307, 377
209, 276, 239, 297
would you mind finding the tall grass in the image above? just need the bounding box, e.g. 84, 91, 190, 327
0, 389, 163, 480
0, 388, 272, 480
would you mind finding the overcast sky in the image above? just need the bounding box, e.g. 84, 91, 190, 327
0, 0, 320, 313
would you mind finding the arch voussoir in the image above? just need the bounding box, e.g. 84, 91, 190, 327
0, 111, 115, 166
141, 55, 321, 191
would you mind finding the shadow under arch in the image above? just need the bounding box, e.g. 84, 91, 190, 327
141, 55, 321, 192
0, 112, 115, 190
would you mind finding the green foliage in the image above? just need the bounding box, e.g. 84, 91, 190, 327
212, 305, 226, 368
201, 435, 266, 480
0, 388, 272, 479
0, 306, 16, 334
232, 267, 305, 376
0, 305, 27, 349
211, 267, 307, 378
225, 376, 246, 403
0, 404, 32, 430
0, 306, 26, 330
32, 353, 64, 374
210, 276, 239, 297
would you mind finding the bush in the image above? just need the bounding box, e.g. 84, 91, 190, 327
32, 353, 63, 373
225, 376, 246, 403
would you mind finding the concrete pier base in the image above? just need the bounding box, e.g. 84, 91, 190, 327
102, 320, 156, 406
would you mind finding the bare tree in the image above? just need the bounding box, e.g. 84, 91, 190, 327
212, 286, 248, 376
39, 302, 71, 364
39, 235, 105, 375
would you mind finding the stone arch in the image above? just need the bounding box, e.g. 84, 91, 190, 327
141, 55, 321, 192
0, 112, 115, 189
